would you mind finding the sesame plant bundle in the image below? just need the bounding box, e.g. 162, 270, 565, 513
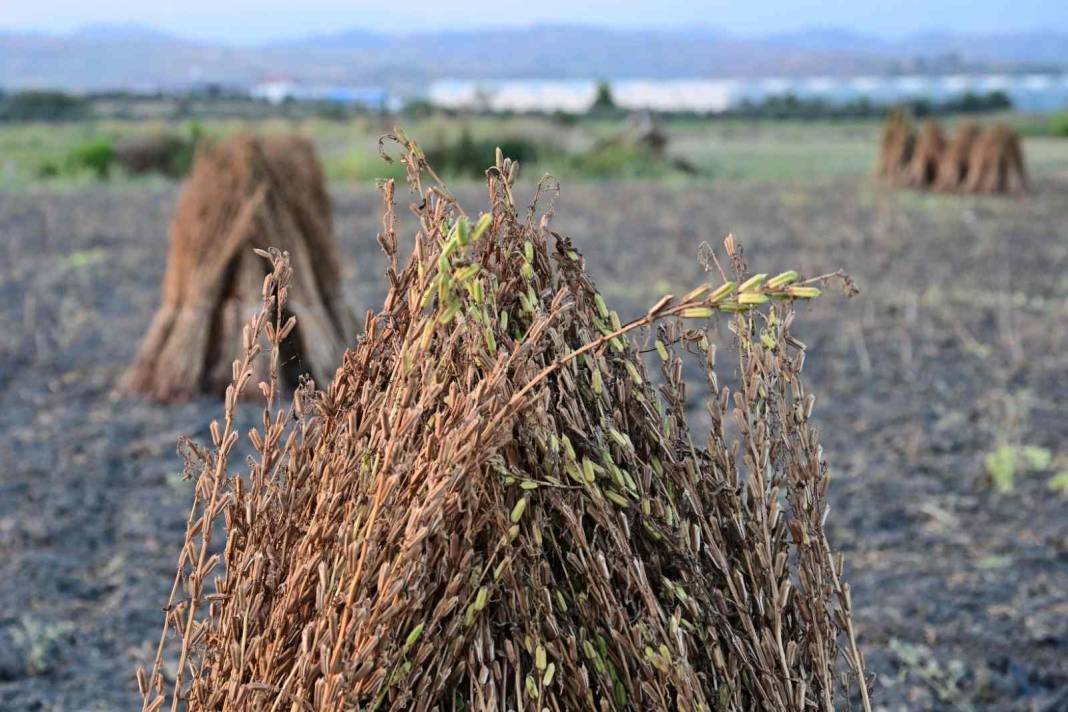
934, 121, 982, 192
141, 133, 870, 711
876, 107, 914, 186
905, 120, 946, 189
964, 123, 1027, 194
126, 133, 354, 401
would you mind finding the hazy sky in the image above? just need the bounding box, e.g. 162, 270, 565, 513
2, 0, 1064, 44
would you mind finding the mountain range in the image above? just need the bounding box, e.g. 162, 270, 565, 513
1, 23, 1064, 93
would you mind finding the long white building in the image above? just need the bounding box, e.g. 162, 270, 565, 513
428, 75, 1068, 114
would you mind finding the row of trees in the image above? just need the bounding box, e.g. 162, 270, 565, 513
0, 85, 1020, 124
0, 90, 90, 121
707, 90, 1012, 120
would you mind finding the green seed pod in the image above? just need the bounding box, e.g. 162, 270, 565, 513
419, 320, 435, 350
405, 623, 425, 648
474, 586, 489, 611
554, 590, 568, 613
766, 270, 799, 288
542, 662, 556, 687
420, 280, 438, 309
471, 213, 493, 241
454, 263, 480, 282
510, 497, 529, 523
786, 286, 822, 299
456, 217, 470, 246
683, 283, 712, 301
614, 680, 627, 705
582, 458, 596, 483
738, 273, 768, 292
655, 340, 669, 361
708, 281, 737, 303
438, 301, 461, 324
561, 435, 576, 460
594, 293, 609, 318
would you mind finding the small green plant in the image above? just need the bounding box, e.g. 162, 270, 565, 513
888, 639, 967, 707
423, 128, 545, 178
63, 248, 107, 269
1050, 112, 1068, 138
10, 616, 72, 676
36, 160, 61, 179
984, 444, 1052, 493
65, 137, 115, 179
1048, 470, 1068, 495
567, 141, 666, 178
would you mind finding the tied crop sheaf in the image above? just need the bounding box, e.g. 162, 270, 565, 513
140, 131, 870, 711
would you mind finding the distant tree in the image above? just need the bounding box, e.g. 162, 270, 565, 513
402, 99, 435, 119
590, 81, 616, 113
314, 102, 350, 122
551, 109, 578, 126
989, 91, 1012, 111
0, 90, 89, 122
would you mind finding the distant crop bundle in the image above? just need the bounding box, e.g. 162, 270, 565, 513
906, 120, 946, 189
877, 107, 914, 185
877, 110, 1026, 196
125, 133, 354, 401
140, 135, 870, 710
114, 132, 191, 178
964, 123, 1027, 194
935, 121, 982, 192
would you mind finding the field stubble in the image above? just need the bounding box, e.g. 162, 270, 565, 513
0, 173, 1065, 709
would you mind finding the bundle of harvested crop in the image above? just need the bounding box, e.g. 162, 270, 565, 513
140, 133, 869, 711
126, 132, 353, 401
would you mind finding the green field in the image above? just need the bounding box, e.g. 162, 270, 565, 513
3, 113, 1067, 190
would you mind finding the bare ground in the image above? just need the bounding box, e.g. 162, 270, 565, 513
0, 176, 1065, 710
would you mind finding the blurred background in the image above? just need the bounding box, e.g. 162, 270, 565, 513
0, 1, 1065, 710
1, 0, 1068, 185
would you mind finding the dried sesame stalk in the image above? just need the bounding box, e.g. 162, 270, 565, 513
143, 135, 869, 711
